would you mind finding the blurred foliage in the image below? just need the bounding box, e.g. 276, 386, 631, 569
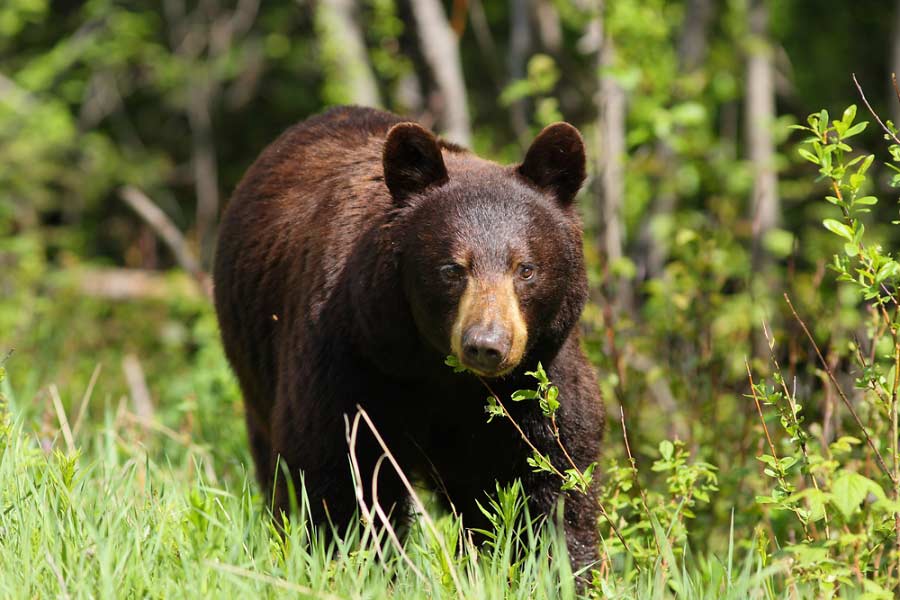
4, 0, 900, 595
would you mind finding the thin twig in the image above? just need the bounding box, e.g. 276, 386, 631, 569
746, 361, 779, 464
345, 414, 386, 565
853, 337, 892, 411
891, 73, 900, 109
762, 321, 831, 538
474, 377, 562, 477
745, 359, 810, 540
118, 185, 212, 299
620, 406, 663, 557
852, 73, 900, 146
892, 339, 900, 591
345, 414, 427, 583
784, 293, 895, 483
354, 406, 464, 593
474, 375, 633, 559
369, 453, 427, 582
549, 414, 584, 483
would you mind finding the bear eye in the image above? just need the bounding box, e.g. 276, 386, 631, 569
439, 264, 466, 283
518, 263, 536, 281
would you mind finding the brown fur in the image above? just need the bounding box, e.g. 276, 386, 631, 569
213, 106, 605, 572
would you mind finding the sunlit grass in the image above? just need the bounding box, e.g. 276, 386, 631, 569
0, 364, 790, 600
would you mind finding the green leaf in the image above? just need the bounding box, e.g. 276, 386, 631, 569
843, 121, 867, 138
659, 440, 674, 461
818, 109, 830, 134
841, 104, 857, 127
822, 218, 853, 241
830, 471, 883, 519
582, 461, 596, 483
444, 355, 467, 373
872, 497, 900, 516
484, 396, 505, 423
544, 386, 560, 415
875, 260, 900, 284
787, 488, 830, 522
857, 154, 875, 176
561, 467, 590, 491
783, 543, 830, 564
524, 362, 550, 386
797, 148, 819, 164
779, 456, 798, 471
756, 454, 777, 467
527, 451, 554, 474
511, 389, 539, 402
763, 228, 794, 258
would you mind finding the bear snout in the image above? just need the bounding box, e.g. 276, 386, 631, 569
461, 324, 511, 373
450, 275, 528, 376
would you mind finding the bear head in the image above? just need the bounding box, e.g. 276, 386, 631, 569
382, 122, 589, 378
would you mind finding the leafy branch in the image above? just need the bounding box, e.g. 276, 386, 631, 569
444, 355, 631, 557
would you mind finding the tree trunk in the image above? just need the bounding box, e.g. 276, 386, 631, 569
534, 0, 562, 54
678, 0, 713, 72
188, 80, 219, 270
315, 0, 382, 107
892, 0, 900, 126
595, 5, 628, 308
408, 0, 472, 146
636, 0, 714, 281
746, 0, 779, 267
163, 0, 261, 271
508, 0, 532, 143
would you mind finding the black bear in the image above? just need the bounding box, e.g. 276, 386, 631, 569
213, 106, 605, 569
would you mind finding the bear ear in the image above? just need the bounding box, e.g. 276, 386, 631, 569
517, 122, 586, 207
383, 122, 449, 204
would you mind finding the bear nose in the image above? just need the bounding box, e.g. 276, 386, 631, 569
462, 327, 510, 373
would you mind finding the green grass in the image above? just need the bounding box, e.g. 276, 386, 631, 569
0, 367, 791, 599
0, 307, 803, 600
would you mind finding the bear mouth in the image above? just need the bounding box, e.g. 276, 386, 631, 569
456, 357, 519, 379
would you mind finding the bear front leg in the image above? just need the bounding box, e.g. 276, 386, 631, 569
270, 441, 360, 534
525, 472, 601, 574
270, 408, 410, 543
560, 481, 602, 572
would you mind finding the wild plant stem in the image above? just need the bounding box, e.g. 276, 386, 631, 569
852, 73, 900, 146
475, 376, 565, 480
549, 414, 585, 486
619, 406, 663, 557
891, 340, 900, 590
353, 406, 464, 593
474, 375, 634, 559
784, 293, 896, 483
762, 322, 831, 539
745, 359, 810, 539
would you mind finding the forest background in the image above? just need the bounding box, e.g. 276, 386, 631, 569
5, 0, 900, 597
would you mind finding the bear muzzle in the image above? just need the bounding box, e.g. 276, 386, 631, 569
450, 276, 528, 377
461, 325, 511, 373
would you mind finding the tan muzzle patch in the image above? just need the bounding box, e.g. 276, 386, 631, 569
450, 276, 528, 376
